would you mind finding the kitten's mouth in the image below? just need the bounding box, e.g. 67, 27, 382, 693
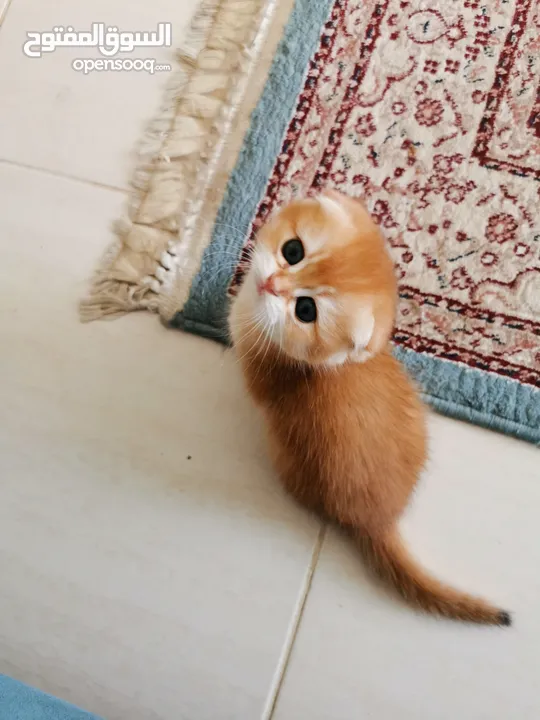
257, 276, 278, 297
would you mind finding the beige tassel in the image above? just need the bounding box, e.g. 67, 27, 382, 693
80, 0, 275, 322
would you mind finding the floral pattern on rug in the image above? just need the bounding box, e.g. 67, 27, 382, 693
232, 0, 540, 387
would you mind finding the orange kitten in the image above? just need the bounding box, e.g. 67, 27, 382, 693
230, 190, 510, 626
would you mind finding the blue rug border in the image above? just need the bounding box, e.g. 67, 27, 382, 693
173, 0, 540, 446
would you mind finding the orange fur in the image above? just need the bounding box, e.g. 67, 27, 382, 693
230, 191, 510, 626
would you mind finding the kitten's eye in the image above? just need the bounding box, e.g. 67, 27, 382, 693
295, 296, 317, 323
282, 238, 304, 265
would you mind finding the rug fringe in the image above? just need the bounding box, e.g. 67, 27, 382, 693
80, 0, 271, 322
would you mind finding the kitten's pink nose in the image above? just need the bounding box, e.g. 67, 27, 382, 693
257, 275, 278, 296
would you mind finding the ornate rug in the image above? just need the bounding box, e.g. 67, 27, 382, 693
82, 0, 540, 445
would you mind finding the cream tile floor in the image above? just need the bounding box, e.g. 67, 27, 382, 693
0, 2, 538, 719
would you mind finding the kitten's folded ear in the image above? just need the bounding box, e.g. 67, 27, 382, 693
366, 294, 396, 356
318, 190, 372, 226
350, 295, 395, 362
321, 188, 348, 204
317, 190, 353, 223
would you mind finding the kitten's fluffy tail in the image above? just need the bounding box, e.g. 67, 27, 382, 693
359, 528, 511, 626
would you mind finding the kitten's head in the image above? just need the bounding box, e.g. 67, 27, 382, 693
230, 191, 397, 367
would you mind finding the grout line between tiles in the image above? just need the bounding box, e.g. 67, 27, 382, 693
0, 0, 14, 27
261, 522, 328, 720
0, 158, 127, 194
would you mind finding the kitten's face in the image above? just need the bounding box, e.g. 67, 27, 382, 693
230, 191, 397, 366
